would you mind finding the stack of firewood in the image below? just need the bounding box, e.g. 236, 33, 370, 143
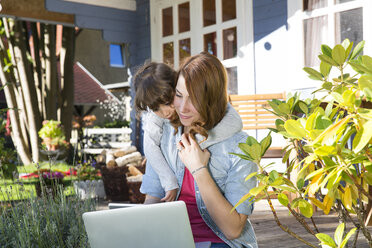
96, 145, 145, 182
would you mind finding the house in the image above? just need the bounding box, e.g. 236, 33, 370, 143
1, 0, 370, 154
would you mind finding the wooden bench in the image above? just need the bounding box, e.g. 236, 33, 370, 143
229, 92, 286, 159
81, 128, 132, 155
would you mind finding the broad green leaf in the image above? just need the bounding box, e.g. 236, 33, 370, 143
353, 120, 372, 153
306, 112, 318, 130
331, 92, 344, 104
287, 97, 295, 109
278, 103, 290, 115
305, 167, 326, 181
312, 116, 352, 145
363, 87, 372, 99
350, 40, 365, 60
362, 55, 372, 71
284, 119, 306, 139
320, 62, 332, 78
341, 89, 356, 107
246, 136, 259, 146
245, 172, 258, 182
325, 101, 334, 117
323, 194, 334, 215
342, 39, 353, 59
282, 148, 291, 164
339, 126, 354, 149
278, 193, 289, 207
334, 223, 345, 246
291, 198, 301, 209
314, 145, 337, 156
322, 81, 333, 90
274, 185, 297, 193
326, 169, 342, 191
297, 178, 305, 190
237, 143, 254, 159
319, 169, 339, 189
363, 172, 372, 185
298, 101, 308, 115
303, 67, 323, 81
309, 129, 324, 140
332, 45, 346, 65
250, 185, 266, 196
260, 133, 272, 156
268, 101, 285, 116
319, 54, 339, 66
359, 75, 372, 98
339, 228, 357, 248
316, 233, 337, 248
342, 186, 352, 210
299, 199, 313, 218
321, 44, 333, 57
270, 177, 285, 186
308, 197, 325, 210
348, 60, 370, 74
315, 116, 332, 130
358, 108, 372, 119
249, 143, 262, 161
269, 170, 279, 182
230, 152, 253, 161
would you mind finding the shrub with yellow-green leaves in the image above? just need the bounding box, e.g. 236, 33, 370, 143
234, 39, 372, 248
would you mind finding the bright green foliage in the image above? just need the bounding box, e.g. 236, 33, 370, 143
38, 120, 66, 146
233, 39, 372, 247
315, 223, 357, 248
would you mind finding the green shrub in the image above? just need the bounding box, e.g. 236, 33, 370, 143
0, 187, 96, 247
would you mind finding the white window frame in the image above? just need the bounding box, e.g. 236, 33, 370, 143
287, 0, 372, 89
150, 0, 255, 94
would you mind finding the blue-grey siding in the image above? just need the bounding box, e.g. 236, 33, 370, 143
253, 0, 287, 41
46, 0, 151, 152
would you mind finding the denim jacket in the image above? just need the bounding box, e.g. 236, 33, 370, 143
140, 122, 258, 248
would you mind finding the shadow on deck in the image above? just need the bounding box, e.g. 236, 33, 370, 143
251, 199, 371, 248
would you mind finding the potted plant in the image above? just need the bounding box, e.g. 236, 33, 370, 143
73, 160, 106, 199
38, 120, 66, 151
233, 39, 372, 247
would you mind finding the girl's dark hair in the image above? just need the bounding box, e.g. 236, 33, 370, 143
133, 62, 177, 112
171, 52, 228, 139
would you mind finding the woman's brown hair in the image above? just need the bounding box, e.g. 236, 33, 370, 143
133, 62, 177, 112
172, 52, 228, 139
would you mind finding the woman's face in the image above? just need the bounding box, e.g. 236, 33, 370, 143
173, 75, 201, 127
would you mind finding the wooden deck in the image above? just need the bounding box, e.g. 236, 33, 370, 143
97, 199, 372, 247
251, 200, 372, 248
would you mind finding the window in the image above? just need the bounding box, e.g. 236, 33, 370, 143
110, 44, 125, 68
302, 0, 364, 67
151, 0, 254, 94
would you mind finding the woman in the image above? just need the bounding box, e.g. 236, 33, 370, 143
140, 52, 258, 248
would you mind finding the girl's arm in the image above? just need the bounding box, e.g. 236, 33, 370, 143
178, 134, 248, 240
143, 112, 179, 195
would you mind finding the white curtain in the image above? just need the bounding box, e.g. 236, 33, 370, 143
306, 0, 327, 11
304, 0, 328, 67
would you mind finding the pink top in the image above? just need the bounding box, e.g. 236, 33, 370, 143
178, 168, 224, 243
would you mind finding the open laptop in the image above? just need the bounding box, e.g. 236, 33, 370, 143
83, 201, 195, 248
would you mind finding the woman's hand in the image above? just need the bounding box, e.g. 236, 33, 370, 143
177, 133, 210, 175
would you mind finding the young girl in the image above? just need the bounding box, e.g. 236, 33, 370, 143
134, 62, 243, 202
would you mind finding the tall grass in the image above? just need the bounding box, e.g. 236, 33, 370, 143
0, 182, 96, 247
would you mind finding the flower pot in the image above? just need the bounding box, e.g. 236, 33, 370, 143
73, 179, 106, 200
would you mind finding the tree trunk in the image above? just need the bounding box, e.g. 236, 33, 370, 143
0, 18, 76, 165
44, 24, 57, 121
13, 20, 41, 163
0, 35, 32, 164
59, 26, 75, 142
